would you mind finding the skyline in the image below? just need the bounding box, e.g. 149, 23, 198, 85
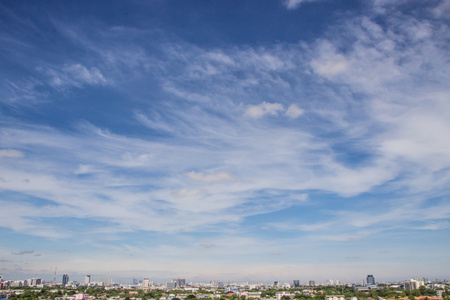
1, 0, 450, 283
2, 272, 434, 286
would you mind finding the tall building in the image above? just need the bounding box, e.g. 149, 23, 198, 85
31, 278, 42, 286
293, 280, 300, 287
172, 278, 185, 287
143, 278, 150, 288
309, 280, 315, 287
62, 274, 69, 286
404, 278, 426, 290
85, 275, 91, 285
167, 282, 176, 289
177, 278, 185, 287
366, 275, 375, 285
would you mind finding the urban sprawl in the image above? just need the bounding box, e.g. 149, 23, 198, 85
0, 275, 448, 300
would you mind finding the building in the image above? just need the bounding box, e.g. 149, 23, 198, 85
367, 275, 375, 285
166, 282, 176, 289
404, 278, 426, 290
308, 280, 315, 287
31, 278, 42, 287
62, 274, 69, 286
143, 278, 150, 288
293, 280, 300, 287
276, 292, 294, 300
84, 275, 91, 285
325, 296, 345, 300
175, 278, 185, 287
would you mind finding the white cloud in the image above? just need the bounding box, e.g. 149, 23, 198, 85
283, 0, 321, 10
186, 171, 235, 183
415, 221, 450, 230
46, 63, 107, 89
171, 188, 208, 197
244, 102, 285, 118
310, 42, 350, 77
0, 149, 23, 158
285, 104, 304, 119
2, 4, 450, 280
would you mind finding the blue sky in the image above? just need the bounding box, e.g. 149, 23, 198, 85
1, 0, 450, 284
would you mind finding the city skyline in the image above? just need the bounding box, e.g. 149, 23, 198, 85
1, 0, 450, 283
1, 272, 440, 286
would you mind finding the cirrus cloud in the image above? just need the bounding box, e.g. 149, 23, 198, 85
186, 171, 236, 183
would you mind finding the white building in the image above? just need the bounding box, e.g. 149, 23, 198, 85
325, 296, 345, 300
404, 279, 426, 290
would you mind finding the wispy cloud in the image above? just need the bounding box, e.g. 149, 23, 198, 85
199, 243, 216, 249
282, 0, 322, 10
1, 0, 449, 281
186, 171, 235, 183
245, 102, 285, 119
0, 149, 24, 158
11, 250, 35, 255
45, 63, 107, 89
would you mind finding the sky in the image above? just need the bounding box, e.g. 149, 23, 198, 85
1, 0, 450, 284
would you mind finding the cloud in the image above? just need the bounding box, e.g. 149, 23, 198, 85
283, 0, 322, 10
0, 149, 24, 158
47, 63, 107, 88
244, 102, 285, 118
199, 243, 216, 249
171, 188, 208, 197
415, 221, 450, 230
310, 42, 349, 77
74, 164, 96, 175
245, 102, 304, 119
186, 171, 235, 183
1, 2, 450, 280
285, 104, 304, 119
11, 250, 34, 255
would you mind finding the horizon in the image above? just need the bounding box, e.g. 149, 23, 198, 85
0, 273, 438, 286
1, 0, 450, 283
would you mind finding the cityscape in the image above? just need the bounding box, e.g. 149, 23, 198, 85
1, 274, 449, 300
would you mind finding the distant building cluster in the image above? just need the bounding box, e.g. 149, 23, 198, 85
0, 273, 448, 296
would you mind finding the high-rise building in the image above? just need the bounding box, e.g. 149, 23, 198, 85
293, 280, 300, 287
177, 278, 185, 287
62, 274, 69, 286
172, 278, 185, 287
143, 278, 150, 288
309, 280, 315, 287
404, 278, 426, 290
85, 275, 91, 285
366, 275, 375, 285
31, 278, 42, 286
167, 282, 176, 289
